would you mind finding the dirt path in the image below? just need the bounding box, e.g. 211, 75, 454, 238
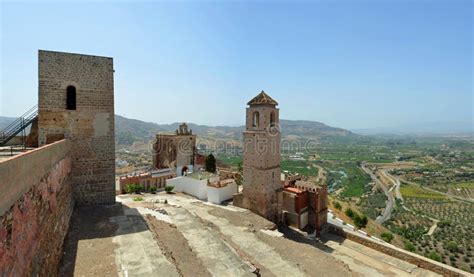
313, 164, 327, 185
165, 205, 255, 276
427, 219, 439, 236
144, 215, 211, 277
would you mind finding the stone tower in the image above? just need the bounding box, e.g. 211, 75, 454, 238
38, 50, 115, 205
241, 91, 282, 221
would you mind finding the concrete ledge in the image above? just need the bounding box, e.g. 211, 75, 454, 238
0, 139, 71, 215
328, 225, 468, 277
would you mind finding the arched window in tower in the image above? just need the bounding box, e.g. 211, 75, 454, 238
270, 112, 275, 124
252, 111, 260, 127
66, 86, 76, 110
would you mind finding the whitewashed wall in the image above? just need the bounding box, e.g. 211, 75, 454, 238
207, 181, 238, 204
167, 176, 207, 200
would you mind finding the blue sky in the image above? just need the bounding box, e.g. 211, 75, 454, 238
0, 0, 472, 129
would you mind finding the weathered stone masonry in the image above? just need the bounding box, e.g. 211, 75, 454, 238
235, 91, 282, 222
0, 140, 73, 276
38, 50, 115, 205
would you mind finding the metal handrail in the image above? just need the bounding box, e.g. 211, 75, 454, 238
1, 105, 38, 135
0, 105, 38, 146
1, 111, 37, 138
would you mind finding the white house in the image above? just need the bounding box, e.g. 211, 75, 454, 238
166, 171, 237, 204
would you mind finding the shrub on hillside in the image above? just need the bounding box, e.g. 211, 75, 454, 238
427, 251, 442, 262
381, 232, 394, 243
404, 241, 416, 252
446, 241, 458, 253
333, 201, 342, 210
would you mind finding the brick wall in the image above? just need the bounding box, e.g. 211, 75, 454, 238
38, 50, 115, 205
0, 140, 73, 276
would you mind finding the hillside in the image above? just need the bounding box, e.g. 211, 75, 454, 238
0, 115, 356, 147
114, 115, 355, 146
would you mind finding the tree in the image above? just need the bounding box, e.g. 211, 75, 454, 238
353, 214, 368, 229
205, 154, 216, 173
333, 201, 342, 211
345, 208, 355, 219
446, 241, 458, 253
381, 232, 394, 243
235, 162, 243, 186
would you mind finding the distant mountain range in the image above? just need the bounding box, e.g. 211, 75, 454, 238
114, 115, 354, 146
2, 115, 472, 147
0, 115, 354, 147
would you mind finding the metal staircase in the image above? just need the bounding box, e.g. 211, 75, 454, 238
0, 105, 38, 147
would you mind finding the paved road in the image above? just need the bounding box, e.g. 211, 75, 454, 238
361, 163, 394, 224
381, 170, 454, 235
382, 169, 403, 202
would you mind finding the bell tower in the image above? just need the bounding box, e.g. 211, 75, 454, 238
241, 91, 282, 221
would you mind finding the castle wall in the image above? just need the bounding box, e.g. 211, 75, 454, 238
0, 140, 73, 276
38, 50, 115, 205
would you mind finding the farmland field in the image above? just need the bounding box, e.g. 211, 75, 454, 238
399, 183, 446, 199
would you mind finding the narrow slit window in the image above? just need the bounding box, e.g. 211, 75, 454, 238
66, 86, 76, 110
270, 112, 275, 124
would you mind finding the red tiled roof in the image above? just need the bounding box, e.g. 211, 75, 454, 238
284, 187, 304, 194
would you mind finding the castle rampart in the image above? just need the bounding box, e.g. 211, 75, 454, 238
0, 139, 74, 276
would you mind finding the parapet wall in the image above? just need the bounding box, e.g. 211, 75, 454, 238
329, 225, 467, 277
0, 140, 74, 276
